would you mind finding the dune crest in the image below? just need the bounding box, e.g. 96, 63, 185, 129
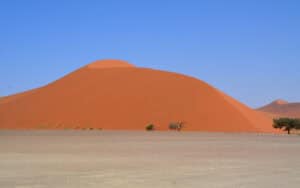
86, 59, 135, 69
273, 99, 289, 105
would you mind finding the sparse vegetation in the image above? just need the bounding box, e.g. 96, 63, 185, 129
169, 121, 184, 131
146, 124, 155, 131
273, 118, 300, 134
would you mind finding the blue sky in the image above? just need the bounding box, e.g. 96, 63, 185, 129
0, 0, 299, 107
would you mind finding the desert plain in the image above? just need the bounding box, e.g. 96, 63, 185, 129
1, 130, 299, 188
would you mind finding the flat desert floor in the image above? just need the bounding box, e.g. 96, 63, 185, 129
0, 131, 300, 188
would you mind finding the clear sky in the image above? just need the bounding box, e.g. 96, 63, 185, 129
0, 0, 299, 107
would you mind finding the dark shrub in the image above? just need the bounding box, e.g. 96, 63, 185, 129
273, 118, 300, 134
146, 124, 155, 131
169, 121, 184, 131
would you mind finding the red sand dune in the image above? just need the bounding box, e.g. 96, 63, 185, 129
257, 99, 300, 118
0, 60, 276, 132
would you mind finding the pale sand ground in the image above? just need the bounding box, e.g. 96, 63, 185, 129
0, 131, 300, 188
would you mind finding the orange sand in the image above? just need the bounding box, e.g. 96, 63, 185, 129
0, 60, 276, 132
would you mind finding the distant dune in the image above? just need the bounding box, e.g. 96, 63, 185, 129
0, 60, 276, 132
257, 99, 300, 118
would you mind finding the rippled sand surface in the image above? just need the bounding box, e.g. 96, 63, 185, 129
0, 131, 299, 188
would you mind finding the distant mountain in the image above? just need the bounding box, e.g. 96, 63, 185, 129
257, 99, 300, 118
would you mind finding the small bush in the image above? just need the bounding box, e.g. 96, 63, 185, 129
146, 124, 155, 131
169, 121, 184, 131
